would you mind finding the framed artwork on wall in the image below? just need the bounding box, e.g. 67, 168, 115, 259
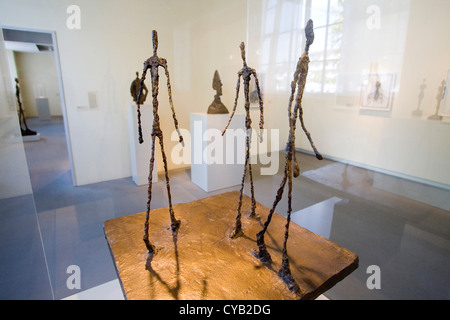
360, 73, 394, 111
438, 69, 450, 117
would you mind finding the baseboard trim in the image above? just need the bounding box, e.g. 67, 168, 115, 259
296, 148, 450, 191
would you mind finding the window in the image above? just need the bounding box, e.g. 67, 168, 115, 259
248, 0, 344, 94
307, 0, 344, 93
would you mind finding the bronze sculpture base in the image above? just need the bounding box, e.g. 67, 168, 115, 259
104, 191, 358, 300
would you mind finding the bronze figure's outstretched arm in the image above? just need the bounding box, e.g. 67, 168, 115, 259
222, 72, 242, 136
162, 61, 184, 146
136, 65, 149, 144
252, 73, 265, 142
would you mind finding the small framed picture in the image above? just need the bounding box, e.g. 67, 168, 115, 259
360, 73, 394, 111
438, 69, 450, 117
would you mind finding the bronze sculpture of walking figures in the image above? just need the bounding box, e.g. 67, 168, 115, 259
135, 30, 184, 266
254, 19, 323, 294
222, 42, 264, 239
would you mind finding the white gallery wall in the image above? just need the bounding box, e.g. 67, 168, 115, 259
1, 0, 449, 188
0, 0, 247, 186
246, 0, 450, 187
14, 51, 62, 117
0, 25, 33, 199
294, 0, 450, 187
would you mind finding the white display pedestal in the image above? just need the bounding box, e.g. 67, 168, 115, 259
22, 133, 40, 142
190, 113, 246, 192
35, 98, 51, 121
128, 104, 158, 186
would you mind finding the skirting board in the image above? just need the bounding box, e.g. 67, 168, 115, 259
296, 147, 450, 191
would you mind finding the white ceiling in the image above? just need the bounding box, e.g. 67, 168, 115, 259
4, 40, 40, 53
2, 28, 54, 53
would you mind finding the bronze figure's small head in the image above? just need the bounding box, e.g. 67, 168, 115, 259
240, 42, 247, 66
152, 30, 158, 56
305, 19, 314, 52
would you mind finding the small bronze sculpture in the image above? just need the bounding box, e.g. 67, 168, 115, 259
15, 78, 37, 136
207, 70, 229, 114
367, 80, 384, 105
130, 72, 148, 105
222, 42, 264, 239
254, 19, 323, 294
135, 30, 184, 266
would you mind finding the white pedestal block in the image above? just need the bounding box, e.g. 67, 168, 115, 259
35, 98, 51, 121
128, 104, 157, 186
22, 133, 40, 142
190, 113, 246, 192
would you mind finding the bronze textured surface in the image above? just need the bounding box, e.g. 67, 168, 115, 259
104, 191, 358, 300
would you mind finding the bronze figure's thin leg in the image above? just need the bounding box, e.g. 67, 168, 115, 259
230, 148, 248, 239
277, 138, 300, 293
230, 71, 254, 238
157, 130, 180, 233
143, 132, 157, 256
248, 161, 257, 219
231, 79, 253, 237
243, 77, 257, 219
226, 75, 243, 237
255, 161, 288, 264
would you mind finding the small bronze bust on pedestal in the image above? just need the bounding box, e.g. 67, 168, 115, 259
207, 70, 229, 114
130, 72, 148, 105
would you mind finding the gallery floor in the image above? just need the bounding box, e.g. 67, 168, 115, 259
2, 117, 449, 300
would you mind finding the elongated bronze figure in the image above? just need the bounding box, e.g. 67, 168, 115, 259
136, 30, 184, 264
254, 20, 323, 294
222, 42, 264, 239
15, 78, 37, 136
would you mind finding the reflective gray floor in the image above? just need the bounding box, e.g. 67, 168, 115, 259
2, 118, 450, 300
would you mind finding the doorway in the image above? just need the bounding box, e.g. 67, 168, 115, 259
2, 26, 75, 186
